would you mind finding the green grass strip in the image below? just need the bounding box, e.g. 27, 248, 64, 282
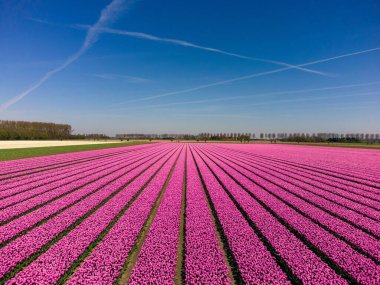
0, 141, 150, 161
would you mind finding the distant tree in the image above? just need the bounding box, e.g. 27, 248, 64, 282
0, 120, 72, 140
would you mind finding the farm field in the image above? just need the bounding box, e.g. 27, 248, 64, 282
0, 142, 379, 284
0, 140, 124, 149
276, 141, 380, 150
0, 141, 148, 162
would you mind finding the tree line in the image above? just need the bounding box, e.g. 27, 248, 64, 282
2, 121, 378, 143
0, 120, 72, 140
116, 132, 380, 143
71, 133, 110, 140
197, 132, 252, 142
116, 133, 254, 142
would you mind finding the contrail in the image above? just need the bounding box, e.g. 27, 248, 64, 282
147, 91, 380, 114
166, 95, 380, 118
37, 22, 329, 77
0, 0, 131, 111
95, 27, 329, 77
110, 81, 380, 110
122, 46, 380, 103
119, 91, 380, 120
247, 91, 380, 107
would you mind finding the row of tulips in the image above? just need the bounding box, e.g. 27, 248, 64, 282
0, 146, 154, 193
222, 144, 380, 187
268, 144, 380, 179
204, 145, 380, 229
64, 147, 182, 285
0, 145, 171, 224
0, 147, 177, 281
202, 145, 380, 260
0, 145, 167, 207
240, 149, 380, 197
196, 145, 379, 284
234, 156, 380, 232
194, 145, 348, 284
0, 146, 171, 245
0, 143, 155, 181
213, 145, 380, 209
233, 143, 380, 177
0, 143, 157, 185
236, 149, 380, 198
191, 149, 291, 284
3, 147, 180, 284
127, 148, 186, 284
0, 150, 153, 208
1, 143, 379, 284
183, 149, 231, 285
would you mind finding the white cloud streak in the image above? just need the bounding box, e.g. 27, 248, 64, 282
246, 91, 380, 107
32, 21, 331, 77
121, 46, 380, 103
111, 81, 380, 110
94, 27, 330, 77
90, 73, 151, 83
110, 81, 380, 110
121, 91, 380, 120
0, 0, 130, 111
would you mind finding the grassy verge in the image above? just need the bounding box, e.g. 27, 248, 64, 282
0, 141, 150, 161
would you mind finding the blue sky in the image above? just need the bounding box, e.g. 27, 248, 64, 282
1, 0, 379, 135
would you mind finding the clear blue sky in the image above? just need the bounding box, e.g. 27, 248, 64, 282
1, 0, 379, 135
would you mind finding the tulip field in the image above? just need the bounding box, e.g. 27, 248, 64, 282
0, 142, 379, 284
